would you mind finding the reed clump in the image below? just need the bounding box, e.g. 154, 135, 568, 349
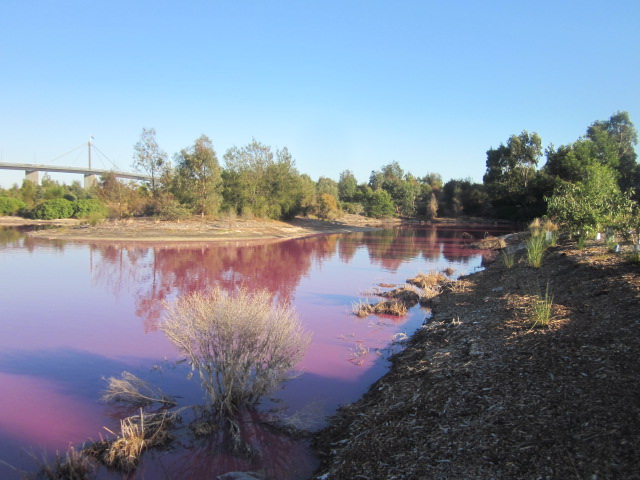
83, 411, 174, 473
29, 447, 94, 480
161, 287, 312, 417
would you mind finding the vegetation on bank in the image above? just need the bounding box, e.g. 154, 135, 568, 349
1, 111, 637, 236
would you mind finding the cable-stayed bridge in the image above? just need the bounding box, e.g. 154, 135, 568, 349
0, 139, 151, 188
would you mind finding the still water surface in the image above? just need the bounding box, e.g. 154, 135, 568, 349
0, 224, 512, 479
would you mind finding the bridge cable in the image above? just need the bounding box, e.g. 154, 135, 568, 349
92, 144, 121, 171
45, 143, 85, 165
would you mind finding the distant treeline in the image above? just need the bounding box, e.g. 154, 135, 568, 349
1, 112, 638, 236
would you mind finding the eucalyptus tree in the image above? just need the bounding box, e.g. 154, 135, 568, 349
133, 127, 168, 197
223, 139, 303, 219
586, 111, 638, 192
483, 130, 544, 219
338, 170, 358, 202
173, 135, 223, 217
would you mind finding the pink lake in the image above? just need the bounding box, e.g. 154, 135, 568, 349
0, 223, 513, 479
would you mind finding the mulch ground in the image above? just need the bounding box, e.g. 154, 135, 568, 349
313, 236, 640, 479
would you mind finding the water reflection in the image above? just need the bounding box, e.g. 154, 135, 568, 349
0, 222, 514, 480
85, 225, 503, 332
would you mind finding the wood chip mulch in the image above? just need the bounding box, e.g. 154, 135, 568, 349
313, 237, 640, 480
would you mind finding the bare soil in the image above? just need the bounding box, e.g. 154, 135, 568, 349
313, 236, 640, 479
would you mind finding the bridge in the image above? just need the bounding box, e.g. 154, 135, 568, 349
0, 139, 152, 188
0, 162, 152, 188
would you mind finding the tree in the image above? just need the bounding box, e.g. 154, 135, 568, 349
338, 170, 358, 202
223, 139, 303, 219
586, 111, 638, 192
484, 130, 543, 219
364, 189, 395, 218
317, 176, 339, 200
173, 135, 223, 217
133, 127, 168, 197
317, 193, 339, 220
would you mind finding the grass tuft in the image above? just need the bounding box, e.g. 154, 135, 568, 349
501, 248, 516, 268
526, 233, 546, 268
529, 283, 554, 329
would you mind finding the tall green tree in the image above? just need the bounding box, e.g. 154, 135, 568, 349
133, 127, 168, 197
173, 135, 222, 217
483, 130, 543, 219
338, 170, 358, 202
223, 139, 303, 219
317, 176, 339, 200
586, 111, 638, 192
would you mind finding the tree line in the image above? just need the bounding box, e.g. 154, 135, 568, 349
1, 111, 638, 235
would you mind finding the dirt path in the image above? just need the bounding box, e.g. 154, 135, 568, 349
313, 236, 640, 479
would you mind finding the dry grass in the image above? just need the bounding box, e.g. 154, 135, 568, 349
102, 371, 176, 407
27, 447, 94, 480
378, 285, 420, 305
161, 286, 312, 417
349, 342, 369, 366
407, 271, 448, 289
83, 411, 173, 473
352, 299, 409, 317
442, 266, 456, 277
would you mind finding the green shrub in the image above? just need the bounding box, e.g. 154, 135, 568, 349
341, 202, 364, 215
0, 196, 26, 215
32, 198, 75, 220
73, 199, 108, 218
365, 189, 395, 218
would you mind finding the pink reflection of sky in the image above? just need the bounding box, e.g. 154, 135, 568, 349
0, 372, 103, 448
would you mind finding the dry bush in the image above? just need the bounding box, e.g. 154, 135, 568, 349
407, 271, 448, 289
102, 371, 176, 407
161, 287, 312, 417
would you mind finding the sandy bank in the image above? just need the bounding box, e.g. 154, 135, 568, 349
1, 215, 405, 243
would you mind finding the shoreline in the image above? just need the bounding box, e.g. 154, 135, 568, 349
0, 215, 504, 244
312, 235, 640, 479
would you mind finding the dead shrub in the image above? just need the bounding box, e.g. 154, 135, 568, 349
161, 287, 312, 417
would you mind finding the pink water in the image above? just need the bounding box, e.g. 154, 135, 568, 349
0, 224, 513, 479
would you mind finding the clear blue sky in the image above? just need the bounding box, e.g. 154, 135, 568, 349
1, 0, 638, 188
